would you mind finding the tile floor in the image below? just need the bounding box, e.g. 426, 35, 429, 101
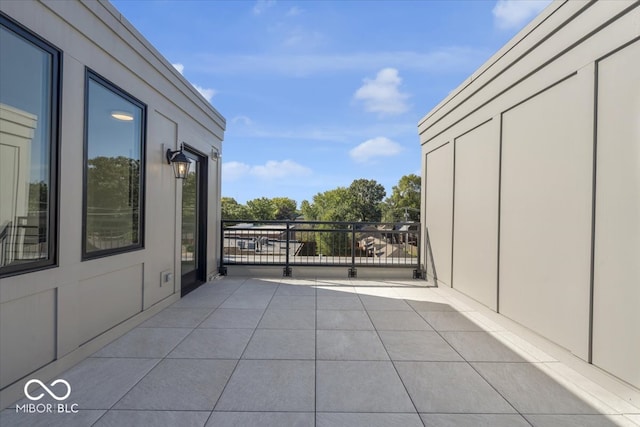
1, 277, 639, 427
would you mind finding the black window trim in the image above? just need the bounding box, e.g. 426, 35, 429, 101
82, 68, 147, 261
0, 12, 61, 279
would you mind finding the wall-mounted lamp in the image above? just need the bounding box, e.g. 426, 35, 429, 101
211, 147, 221, 160
166, 144, 191, 179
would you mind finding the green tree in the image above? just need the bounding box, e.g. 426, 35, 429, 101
85, 156, 141, 242
221, 197, 250, 220
305, 187, 356, 222
272, 197, 298, 220
300, 200, 316, 221
383, 174, 421, 222
246, 197, 275, 220
348, 179, 386, 222
300, 187, 360, 256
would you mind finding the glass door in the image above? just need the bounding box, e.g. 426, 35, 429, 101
181, 148, 207, 296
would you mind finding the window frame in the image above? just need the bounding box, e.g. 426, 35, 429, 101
82, 68, 147, 260
0, 13, 61, 278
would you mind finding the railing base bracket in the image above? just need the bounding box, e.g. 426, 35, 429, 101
413, 269, 425, 279
348, 267, 357, 278
283, 267, 292, 277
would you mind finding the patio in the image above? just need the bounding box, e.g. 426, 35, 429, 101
2, 277, 639, 427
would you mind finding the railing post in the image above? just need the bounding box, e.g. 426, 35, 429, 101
283, 221, 292, 277
219, 220, 227, 275
348, 223, 357, 278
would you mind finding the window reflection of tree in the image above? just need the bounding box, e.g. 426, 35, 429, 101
181, 168, 197, 263
86, 156, 140, 250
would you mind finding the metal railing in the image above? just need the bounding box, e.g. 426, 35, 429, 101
220, 220, 424, 278
0, 219, 47, 267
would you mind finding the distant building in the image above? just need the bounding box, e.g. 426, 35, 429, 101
0, 0, 225, 407
419, 1, 639, 389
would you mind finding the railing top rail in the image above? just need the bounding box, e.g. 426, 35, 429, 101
222, 219, 420, 227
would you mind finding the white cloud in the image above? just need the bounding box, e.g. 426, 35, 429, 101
172, 63, 184, 74
193, 84, 217, 102
492, 0, 551, 30
223, 159, 311, 181
354, 68, 410, 116
253, 0, 275, 15
349, 137, 403, 163
223, 161, 251, 181
251, 160, 311, 179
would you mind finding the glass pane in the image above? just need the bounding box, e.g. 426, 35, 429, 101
84, 77, 143, 255
0, 25, 53, 269
181, 159, 197, 274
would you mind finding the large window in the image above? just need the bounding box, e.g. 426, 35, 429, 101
0, 14, 60, 277
83, 70, 146, 259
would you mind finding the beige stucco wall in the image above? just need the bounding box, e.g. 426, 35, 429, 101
419, 0, 639, 389
0, 0, 225, 408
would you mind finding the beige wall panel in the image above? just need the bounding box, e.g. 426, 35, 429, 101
453, 120, 499, 309
77, 264, 143, 344
500, 71, 593, 359
143, 112, 178, 309
593, 40, 640, 389
0, 289, 56, 388
425, 143, 453, 286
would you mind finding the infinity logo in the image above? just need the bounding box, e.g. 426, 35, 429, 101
24, 379, 71, 401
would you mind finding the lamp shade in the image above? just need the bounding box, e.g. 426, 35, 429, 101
166, 148, 191, 179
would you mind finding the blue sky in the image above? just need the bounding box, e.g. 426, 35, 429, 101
110, 0, 551, 205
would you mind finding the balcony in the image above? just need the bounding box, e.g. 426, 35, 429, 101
2, 276, 638, 426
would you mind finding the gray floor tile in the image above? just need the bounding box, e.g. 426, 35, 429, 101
243, 329, 315, 359
359, 295, 412, 311
199, 308, 264, 329
418, 311, 484, 331
258, 309, 315, 329
171, 292, 229, 308
316, 361, 415, 412
368, 310, 433, 330
0, 410, 105, 427
420, 414, 531, 427
268, 295, 316, 309
395, 361, 515, 413
525, 414, 639, 427
472, 362, 607, 414
167, 328, 253, 359
379, 330, 463, 361
115, 359, 236, 410
316, 286, 357, 296
317, 330, 389, 360
206, 281, 245, 294
407, 299, 456, 311
441, 331, 526, 362
317, 310, 374, 330
218, 294, 272, 309
317, 295, 364, 310
141, 308, 213, 328
12, 358, 160, 410
92, 327, 191, 358
215, 360, 315, 411
317, 412, 423, 427
275, 284, 317, 296
207, 412, 314, 427
94, 410, 210, 427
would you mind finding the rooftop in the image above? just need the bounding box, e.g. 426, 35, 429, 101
3, 277, 639, 427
